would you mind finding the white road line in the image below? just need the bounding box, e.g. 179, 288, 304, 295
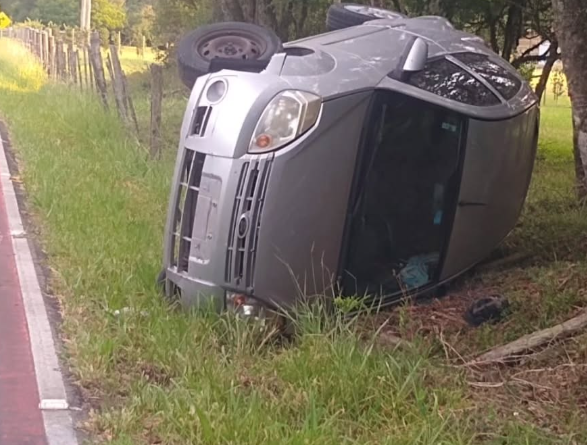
0, 134, 79, 445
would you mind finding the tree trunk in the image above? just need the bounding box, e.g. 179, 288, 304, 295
219, 0, 245, 21
257, 0, 280, 39
502, 0, 525, 61
534, 40, 559, 101
552, 0, 587, 200
488, 19, 500, 54
391, 0, 406, 14
296, 0, 309, 39
240, 0, 256, 22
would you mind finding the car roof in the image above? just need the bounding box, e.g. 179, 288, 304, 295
278, 16, 537, 120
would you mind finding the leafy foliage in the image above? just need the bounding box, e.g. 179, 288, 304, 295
126, 3, 155, 45
2, 0, 36, 21
31, 0, 78, 26
152, 0, 211, 45
92, 0, 126, 31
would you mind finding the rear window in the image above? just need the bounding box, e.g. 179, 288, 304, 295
408, 58, 500, 107
452, 52, 521, 100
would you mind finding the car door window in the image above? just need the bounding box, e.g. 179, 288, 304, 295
408, 58, 501, 106
452, 52, 521, 100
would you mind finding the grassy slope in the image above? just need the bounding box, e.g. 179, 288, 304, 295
0, 38, 584, 444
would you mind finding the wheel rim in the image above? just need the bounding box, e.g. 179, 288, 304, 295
344, 5, 402, 20
197, 31, 267, 61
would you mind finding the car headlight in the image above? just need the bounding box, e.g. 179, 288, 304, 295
249, 90, 322, 153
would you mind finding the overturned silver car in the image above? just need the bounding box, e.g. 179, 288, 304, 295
161, 7, 539, 315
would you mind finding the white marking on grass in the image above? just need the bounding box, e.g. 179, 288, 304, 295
0, 134, 79, 445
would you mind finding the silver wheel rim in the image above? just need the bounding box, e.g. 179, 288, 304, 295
197, 32, 266, 61
344, 5, 401, 20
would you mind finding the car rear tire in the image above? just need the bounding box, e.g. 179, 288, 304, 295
177, 21, 283, 89
326, 3, 405, 31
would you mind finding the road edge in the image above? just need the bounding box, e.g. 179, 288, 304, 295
0, 130, 79, 445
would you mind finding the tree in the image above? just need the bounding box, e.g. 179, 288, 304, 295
2, 0, 38, 21
152, 0, 210, 45
92, 0, 126, 40
552, 0, 587, 199
215, 0, 339, 41
387, 0, 557, 99
31, 0, 78, 26
149, 0, 558, 100
126, 1, 155, 45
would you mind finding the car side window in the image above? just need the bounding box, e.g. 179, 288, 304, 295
408, 58, 500, 106
452, 52, 522, 100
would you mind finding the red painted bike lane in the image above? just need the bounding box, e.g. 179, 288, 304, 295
0, 178, 47, 444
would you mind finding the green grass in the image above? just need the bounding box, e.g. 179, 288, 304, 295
0, 38, 584, 444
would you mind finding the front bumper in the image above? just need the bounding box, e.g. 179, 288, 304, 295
163, 71, 372, 311
162, 71, 285, 310
165, 267, 225, 311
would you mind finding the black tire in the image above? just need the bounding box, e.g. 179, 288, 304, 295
177, 22, 283, 89
326, 3, 405, 31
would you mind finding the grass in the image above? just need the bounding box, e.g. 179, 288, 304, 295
0, 37, 585, 444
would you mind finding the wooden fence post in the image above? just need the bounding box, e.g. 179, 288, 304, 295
122, 69, 140, 135
76, 49, 83, 90
70, 46, 79, 85
67, 43, 74, 83
109, 46, 130, 118
34, 30, 38, 57
87, 45, 95, 91
150, 64, 163, 159
48, 34, 56, 79
82, 46, 90, 91
106, 51, 126, 121
37, 30, 41, 59
31, 29, 36, 56
55, 40, 64, 81
116, 31, 121, 55
41, 31, 49, 69
89, 31, 109, 110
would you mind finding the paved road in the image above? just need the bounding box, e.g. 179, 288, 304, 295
0, 177, 47, 445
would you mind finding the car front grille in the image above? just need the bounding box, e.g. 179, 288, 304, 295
225, 159, 272, 289
171, 148, 206, 272
191, 106, 212, 136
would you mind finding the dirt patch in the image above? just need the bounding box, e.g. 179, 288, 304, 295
362, 265, 587, 441
367, 285, 495, 341
466, 335, 587, 439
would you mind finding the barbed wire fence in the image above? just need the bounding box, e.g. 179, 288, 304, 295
0, 26, 165, 158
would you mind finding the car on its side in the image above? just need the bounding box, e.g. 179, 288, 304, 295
160, 4, 539, 317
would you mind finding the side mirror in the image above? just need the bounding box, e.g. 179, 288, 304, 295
390, 37, 428, 81
403, 37, 428, 73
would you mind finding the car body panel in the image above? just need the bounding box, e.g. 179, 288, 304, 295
162, 16, 539, 311
440, 107, 539, 280
253, 92, 372, 307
